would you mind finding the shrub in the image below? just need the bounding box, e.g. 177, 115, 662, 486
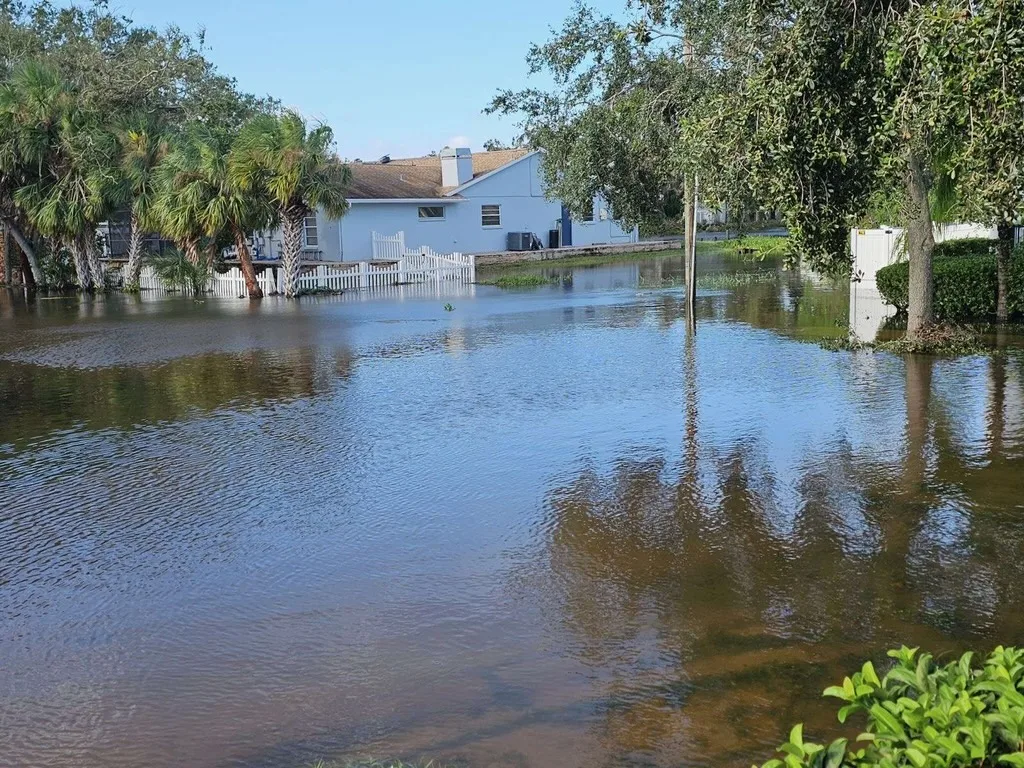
148, 250, 211, 296
40, 246, 78, 290
875, 243, 1024, 321
934, 238, 998, 260
756, 646, 1024, 768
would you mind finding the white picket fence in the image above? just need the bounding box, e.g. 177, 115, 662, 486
136, 249, 475, 298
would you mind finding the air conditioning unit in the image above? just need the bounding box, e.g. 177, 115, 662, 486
506, 232, 531, 251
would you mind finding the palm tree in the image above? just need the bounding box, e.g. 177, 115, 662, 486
232, 110, 351, 298
117, 114, 168, 292
0, 62, 125, 291
0, 61, 68, 287
154, 126, 274, 298
153, 133, 212, 268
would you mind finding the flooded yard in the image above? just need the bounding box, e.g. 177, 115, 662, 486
1, 252, 1023, 768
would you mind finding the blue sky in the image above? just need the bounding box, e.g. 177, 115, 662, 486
116, 0, 626, 160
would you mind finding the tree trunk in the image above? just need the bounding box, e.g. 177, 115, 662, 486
18, 246, 35, 290
84, 228, 105, 290
70, 235, 93, 291
281, 208, 305, 299
995, 223, 1012, 323
1, 224, 9, 285
233, 226, 263, 299
683, 176, 697, 331
3, 217, 44, 286
183, 238, 201, 266
905, 151, 935, 340
123, 213, 145, 292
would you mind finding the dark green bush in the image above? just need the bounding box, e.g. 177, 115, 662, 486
876, 242, 1024, 321
934, 238, 998, 260
757, 646, 1024, 768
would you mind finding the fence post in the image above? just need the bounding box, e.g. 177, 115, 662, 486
359, 261, 369, 289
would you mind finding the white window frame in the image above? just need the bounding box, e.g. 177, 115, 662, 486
418, 205, 446, 221
481, 204, 501, 228
302, 214, 319, 249
579, 203, 596, 224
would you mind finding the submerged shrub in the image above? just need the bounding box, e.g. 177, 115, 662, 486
876, 243, 1024, 321
148, 250, 211, 296
756, 646, 1024, 768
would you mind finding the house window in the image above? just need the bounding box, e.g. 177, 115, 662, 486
580, 204, 595, 223
481, 204, 501, 227
303, 214, 319, 248
418, 206, 445, 220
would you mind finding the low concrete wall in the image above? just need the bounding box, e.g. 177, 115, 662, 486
475, 239, 678, 267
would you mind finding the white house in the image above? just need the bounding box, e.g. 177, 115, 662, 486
257, 147, 638, 262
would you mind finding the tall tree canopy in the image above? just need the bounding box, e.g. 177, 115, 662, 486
493, 0, 1024, 339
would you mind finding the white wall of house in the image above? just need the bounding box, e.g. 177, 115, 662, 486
334, 153, 637, 260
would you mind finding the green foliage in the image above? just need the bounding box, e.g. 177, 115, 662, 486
876, 245, 1024, 321
231, 110, 351, 219
148, 250, 210, 296
479, 273, 556, 288
758, 647, 1024, 768
39, 245, 76, 290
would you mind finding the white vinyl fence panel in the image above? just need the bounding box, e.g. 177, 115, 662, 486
135, 246, 475, 299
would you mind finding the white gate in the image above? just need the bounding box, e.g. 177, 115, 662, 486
372, 231, 406, 260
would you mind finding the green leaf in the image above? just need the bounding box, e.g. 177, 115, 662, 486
999, 754, 1024, 768
824, 738, 847, 768
790, 723, 804, 749
870, 703, 908, 741
824, 686, 851, 701
905, 748, 927, 768
862, 661, 881, 687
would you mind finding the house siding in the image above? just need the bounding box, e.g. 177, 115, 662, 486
333, 153, 637, 260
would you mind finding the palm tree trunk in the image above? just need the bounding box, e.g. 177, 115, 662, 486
233, 226, 263, 299
183, 238, 201, 266
281, 208, 304, 298
905, 151, 935, 340
69, 236, 93, 291
995, 223, 1012, 323
1, 224, 9, 285
3, 217, 44, 286
124, 213, 146, 292
84, 229, 105, 289
18, 247, 35, 290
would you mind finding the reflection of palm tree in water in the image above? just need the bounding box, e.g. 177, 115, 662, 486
532, 351, 1024, 767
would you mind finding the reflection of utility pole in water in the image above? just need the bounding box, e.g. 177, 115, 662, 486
684, 331, 699, 477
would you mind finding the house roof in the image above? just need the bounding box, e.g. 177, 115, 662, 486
346, 148, 531, 200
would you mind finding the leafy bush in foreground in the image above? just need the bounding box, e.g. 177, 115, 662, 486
757, 646, 1024, 768
875, 242, 1024, 321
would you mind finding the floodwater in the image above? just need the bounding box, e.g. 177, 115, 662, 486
1, 253, 1023, 768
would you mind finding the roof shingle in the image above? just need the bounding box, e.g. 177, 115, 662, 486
346, 148, 531, 200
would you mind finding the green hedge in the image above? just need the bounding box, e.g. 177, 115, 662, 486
875, 240, 1024, 321
758, 646, 1024, 768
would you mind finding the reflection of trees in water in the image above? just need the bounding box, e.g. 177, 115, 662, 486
529, 353, 1024, 766
0, 346, 354, 446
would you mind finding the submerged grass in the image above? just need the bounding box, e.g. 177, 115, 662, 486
309, 760, 456, 768
820, 324, 993, 355
477, 273, 558, 288
639, 269, 780, 290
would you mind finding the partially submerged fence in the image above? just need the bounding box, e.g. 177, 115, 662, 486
136, 249, 475, 298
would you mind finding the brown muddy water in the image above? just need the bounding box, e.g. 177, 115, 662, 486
1, 254, 1023, 768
